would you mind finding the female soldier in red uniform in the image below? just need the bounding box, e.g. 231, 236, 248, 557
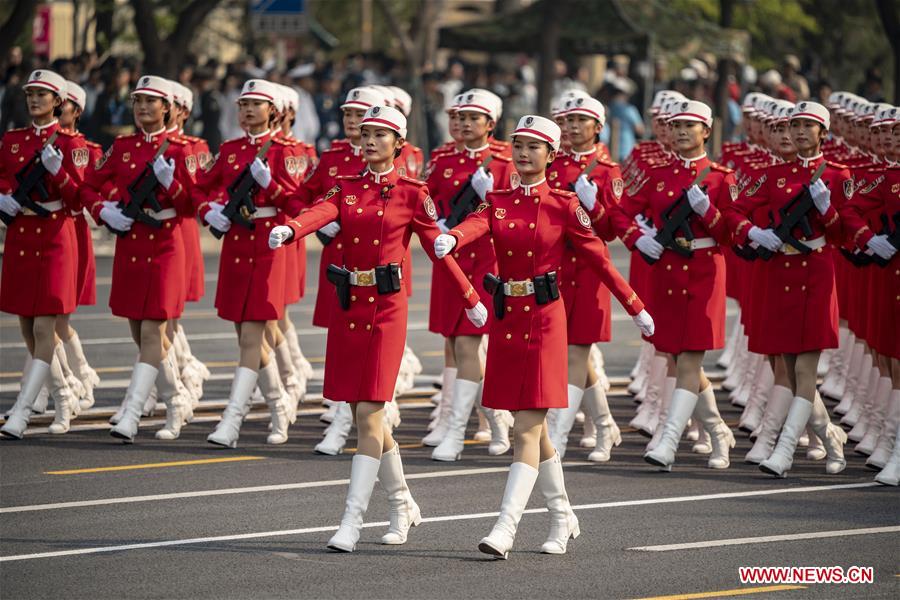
79, 76, 196, 442
434, 115, 653, 559
545, 95, 625, 461
292, 86, 386, 455
195, 79, 299, 448
269, 105, 486, 552
611, 100, 737, 472
0, 69, 88, 438
726, 101, 851, 477
425, 90, 512, 461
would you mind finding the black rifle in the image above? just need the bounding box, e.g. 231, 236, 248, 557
482, 273, 505, 320
210, 140, 273, 239
567, 157, 599, 193
756, 162, 826, 260
444, 156, 494, 228
873, 211, 900, 268
105, 139, 171, 237
640, 166, 710, 265
0, 131, 60, 226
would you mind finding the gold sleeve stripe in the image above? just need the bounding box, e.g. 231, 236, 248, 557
625, 291, 637, 306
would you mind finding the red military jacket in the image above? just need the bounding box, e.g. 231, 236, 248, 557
0, 121, 87, 209
82, 128, 194, 221
726, 154, 851, 246
547, 145, 623, 240
611, 154, 736, 250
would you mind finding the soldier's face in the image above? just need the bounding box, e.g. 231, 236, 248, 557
342, 108, 366, 140
237, 99, 270, 128
512, 137, 554, 178
773, 122, 796, 157
671, 120, 708, 153
58, 100, 80, 128
448, 111, 462, 141
789, 119, 825, 153
24, 88, 58, 118
132, 94, 166, 127
458, 111, 493, 144
360, 125, 401, 164
565, 114, 600, 148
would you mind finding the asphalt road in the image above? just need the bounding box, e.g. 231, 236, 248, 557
1, 239, 897, 600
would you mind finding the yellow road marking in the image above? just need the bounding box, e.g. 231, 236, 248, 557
45, 456, 266, 475
634, 585, 806, 600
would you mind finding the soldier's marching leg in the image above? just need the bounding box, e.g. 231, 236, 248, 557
591, 344, 611, 393
431, 378, 480, 461
0, 358, 51, 439
537, 452, 579, 554
717, 317, 742, 369
856, 374, 893, 455
808, 392, 847, 474
155, 352, 193, 440
207, 367, 258, 448
739, 358, 774, 433
110, 363, 159, 443
482, 403, 513, 456
721, 332, 749, 391
62, 331, 100, 412
868, 389, 900, 469
47, 347, 80, 434
845, 361, 879, 437
257, 360, 291, 445
630, 355, 667, 435
628, 341, 653, 394
6, 355, 48, 417
175, 323, 209, 407
281, 317, 314, 397
820, 325, 851, 399
585, 383, 622, 463
272, 339, 302, 421
745, 385, 794, 464
834, 340, 865, 415
759, 396, 813, 477
693, 383, 735, 469
474, 407, 492, 442
840, 345, 871, 424
645, 375, 676, 452
379, 442, 422, 545
315, 402, 352, 455
644, 388, 698, 471
874, 421, 900, 485
327, 454, 381, 552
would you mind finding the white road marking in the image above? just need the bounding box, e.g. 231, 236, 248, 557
0, 482, 882, 562
629, 525, 900, 552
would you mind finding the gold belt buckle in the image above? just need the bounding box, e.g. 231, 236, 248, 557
509, 281, 528, 297
356, 271, 374, 286
22, 207, 36, 216
674, 237, 691, 250
782, 244, 801, 255
239, 206, 252, 220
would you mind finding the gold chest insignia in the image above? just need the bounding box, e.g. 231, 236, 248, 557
656, 181, 665, 192
10, 144, 19, 154
494, 207, 507, 219
443, 168, 453, 179
227, 153, 236, 164
729, 184, 738, 201
71, 148, 89, 168
612, 178, 624, 199
843, 179, 854, 200
328, 166, 338, 177
122, 152, 131, 162
776, 177, 786, 188
509, 172, 521, 188
344, 195, 358, 205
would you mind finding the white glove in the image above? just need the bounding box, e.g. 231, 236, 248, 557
686, 184, 710, 216
574, 174, 598, 211
436, 218, 449, 234
635, 214, 657, 236
203, 201, 231, 232
748, 226, 782, 252
318, 221, 341, 238
250, 157, 272, 189
471, 167, 494, 201
867, 234, 896, 260
434, 233, 457, 258
152, 156, 176, 190
40, 144, 63, 176
809, 179, 831, 215
0, 193, 22, 217
99, 202, 134, 232
465, 302, 488, 328
269, 225, 293, 249
635, 234, 664, 260
632, 309, 655, 337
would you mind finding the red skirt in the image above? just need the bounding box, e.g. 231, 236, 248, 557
749, 247, 838, 355
481, 295, 568, 411
180, 217, 205, 302
647, 248, 726, 355
0, 212, 77, 316
560, 243, 612, 344
871, 262, 899, 359
73, 213, 96, 306
283, 234, 302, 305
322, 286, 407, 402
215, 218, 285, 322
109, 218, 186, 321
312, 235, 342, 327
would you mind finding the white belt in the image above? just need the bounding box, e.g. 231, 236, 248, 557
348, 267, 403, 286
22, 200, 63, 215
673, 236, 717, 250
69, 208, 84, 217
252, 206, 277, 219
145, 208, 177, 220
503, 278, 535, 297
780, 236, 826, 255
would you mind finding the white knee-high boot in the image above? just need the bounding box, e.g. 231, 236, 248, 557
693, 384, 735, 469
478, 462, 539, 559
258, 361, 291, 445
207, 367, 258, 448
759, 396, 814, 477
378, 445, 422, 545
585, 383, 621, 462
549, 385, 585, 459
0, 359, 51, 439
110, 363, 159, 443
315, 402, 353, 455
155, 353, 193, 440
431, 378, 480, 462
327, 454, 381, 552
644, 388, 698, 470
536, 452, 579, 554
63, 332, 99, 411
